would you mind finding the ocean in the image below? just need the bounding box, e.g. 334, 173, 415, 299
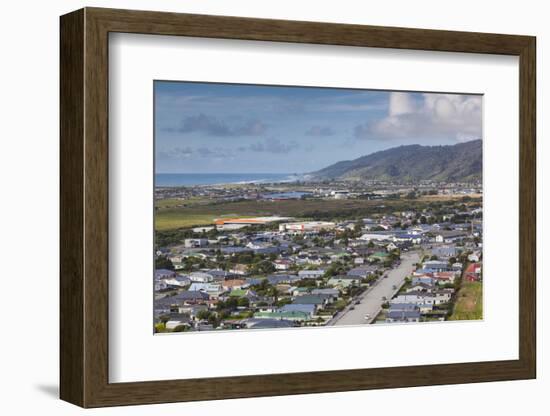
155, 173, 298, 187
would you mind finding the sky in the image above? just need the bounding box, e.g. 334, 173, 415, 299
155, 81, 482, 174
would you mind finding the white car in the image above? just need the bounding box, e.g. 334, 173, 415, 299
364, 314, 371, 320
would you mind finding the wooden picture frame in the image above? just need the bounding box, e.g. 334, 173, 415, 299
60, 7, 536, 408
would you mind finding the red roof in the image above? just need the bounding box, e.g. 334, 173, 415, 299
465, 263, 481, 274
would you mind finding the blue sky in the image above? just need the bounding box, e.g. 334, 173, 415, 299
155, 81, 482, 174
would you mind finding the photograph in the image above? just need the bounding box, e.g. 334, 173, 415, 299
153, 81, 483, 333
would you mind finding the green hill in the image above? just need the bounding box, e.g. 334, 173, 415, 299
310, 140, 482, 182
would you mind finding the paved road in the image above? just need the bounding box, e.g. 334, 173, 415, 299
328, 251, 420, 326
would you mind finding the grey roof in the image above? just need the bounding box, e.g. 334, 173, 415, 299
155, 269, 176, 279
330, 275, 360, 281
206, 269, 236, 278
389, 303, 419, 312
431, 246, 459, 257
244, 318, 296, 329
298, 270, 325, 276
292, 295, 327, 305
347, 267, 376, 277
174, 290, 210, 301
436, 230, 468, 238
279, 304, 316, 315
311, 288, 339, 296
221, 247, 253, 254
387, 310, 421, 319
267, 274, 301, 285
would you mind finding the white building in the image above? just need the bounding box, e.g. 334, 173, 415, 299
279, 221, 335, 233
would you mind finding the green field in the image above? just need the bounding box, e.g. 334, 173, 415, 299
155, 212, 218, 231
449, 281, 483, 321
154, 194, 481, 231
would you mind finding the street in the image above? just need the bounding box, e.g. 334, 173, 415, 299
328, 251, 420, 326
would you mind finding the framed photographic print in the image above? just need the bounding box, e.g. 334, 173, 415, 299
60, 7, 536, 408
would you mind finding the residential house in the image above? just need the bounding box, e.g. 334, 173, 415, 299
433, 271, 458, 285
163, 275, 191, 288
422, 260, 451, 272
298, 269, 325, 279
267, 274, 301, 285
310, 288, 340, 301
291, 287, 311, 297
273, 259, 292, 271
184, 238, 208, 248
347, 266, 377, 279
188, 282, 223, 296
394, 233, 423, 244
279, 303, 316, 318
155, 280, 168, 291
173, 290, 210, 304
243, 318, 296, 329
433, 290, 453, 305
464, 263, 482, 281
154, 269, 176, 279
189, 271, 215, 282
391, 291, 436, 305
411, 276, 436, 286
368, 251, 392, 263
177, 304, 208, 319
229, 264, 250, 276
253, 310, 310, 322
164, 314, 192, 330
405, 283, 435, 293
221, 279, 248, 291
431, 246, 459, 259
327, 275, 360, 289
468, 251, 481, 262
389, 303, 419, 312
292, 294, 331, 311
386, 310, 421, 323
434, 230, 468, 243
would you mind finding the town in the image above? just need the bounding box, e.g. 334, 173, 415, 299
154, 180, 483, 333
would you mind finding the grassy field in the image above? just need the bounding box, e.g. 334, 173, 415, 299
449, 281, 483, 321
155, 212, 219, 231
154, 194, 481, 231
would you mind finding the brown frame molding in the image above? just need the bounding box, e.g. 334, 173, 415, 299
60, 7, 536, 408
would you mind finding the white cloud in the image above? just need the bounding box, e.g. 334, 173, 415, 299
355, 92, 482, 142
389, 92, 415, 116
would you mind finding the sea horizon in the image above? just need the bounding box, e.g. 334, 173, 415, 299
155, 172, 302, 187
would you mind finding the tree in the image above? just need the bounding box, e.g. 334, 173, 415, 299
196, 310, 212, 321
249, 260, 275, 275
173, 325, 189, 332
237, 297, 250, 308
155, 255, 174, 270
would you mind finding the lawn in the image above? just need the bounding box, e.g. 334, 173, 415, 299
449, 281, 483, 321
155, 212, 217, 231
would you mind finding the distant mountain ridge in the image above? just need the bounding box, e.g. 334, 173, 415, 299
310, 140, 482, 182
